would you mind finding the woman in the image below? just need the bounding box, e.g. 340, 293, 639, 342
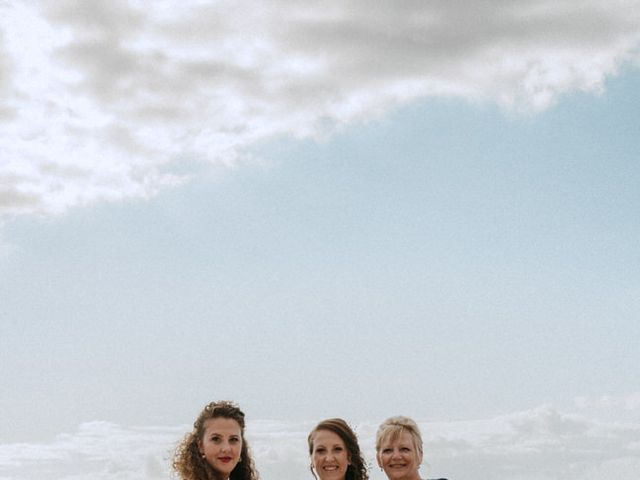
308, 418, 368, 480
173, 400, 259, 480
375, 416, 424, 480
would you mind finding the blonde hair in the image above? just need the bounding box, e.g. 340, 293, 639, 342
375, 416, 423, 455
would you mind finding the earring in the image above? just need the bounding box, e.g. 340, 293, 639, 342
201, 454, 206, 459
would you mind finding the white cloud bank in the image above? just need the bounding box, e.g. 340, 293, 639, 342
1, 398, 640, 480
1, 0, 640, 216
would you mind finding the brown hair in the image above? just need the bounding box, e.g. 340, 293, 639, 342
173, 401, 259, 480
308, 418, 368, 480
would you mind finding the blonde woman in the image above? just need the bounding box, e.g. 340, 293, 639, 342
375, 416, 446, 480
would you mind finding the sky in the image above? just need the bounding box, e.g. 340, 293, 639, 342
1, 1, 640, 479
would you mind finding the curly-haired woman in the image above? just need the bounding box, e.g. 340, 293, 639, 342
173, 400, 259, 480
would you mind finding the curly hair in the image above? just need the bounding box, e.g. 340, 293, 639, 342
173, 401, 259, 480
308, 418, 368, 480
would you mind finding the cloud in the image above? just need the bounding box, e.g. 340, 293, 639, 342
1, 0, 640, 216
575, 392, 640, 411
1, 401, 640, 480
0, 422, 181, 479
424, 404, 640, 479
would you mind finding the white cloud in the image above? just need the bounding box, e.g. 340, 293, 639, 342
1, 0, 640, 216
575, 392, 640, 411
423, 405, 640, 479
1, 402, 639, 480
0, 421, 181, 479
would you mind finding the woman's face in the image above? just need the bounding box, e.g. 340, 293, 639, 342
198, 417, 243, 479
310, 429, 351, 480
377, 431, 422, 480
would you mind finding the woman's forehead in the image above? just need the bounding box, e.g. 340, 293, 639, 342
202, 417, 242, 434
312, 429, 345, 446
380, 428, 414, 446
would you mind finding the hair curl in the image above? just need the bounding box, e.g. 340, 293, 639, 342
308, 418, 368, 480
173, 401, 259, 480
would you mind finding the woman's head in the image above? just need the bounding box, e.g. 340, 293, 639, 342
173, 401, 258, 480
308, 418, 368, 480
375, 416, 423, 480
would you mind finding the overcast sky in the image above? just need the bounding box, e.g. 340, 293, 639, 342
1, 1, 640, 479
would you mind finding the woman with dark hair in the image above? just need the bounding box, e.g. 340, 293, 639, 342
308, 418, 368, 480
173, 400, 259, 480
